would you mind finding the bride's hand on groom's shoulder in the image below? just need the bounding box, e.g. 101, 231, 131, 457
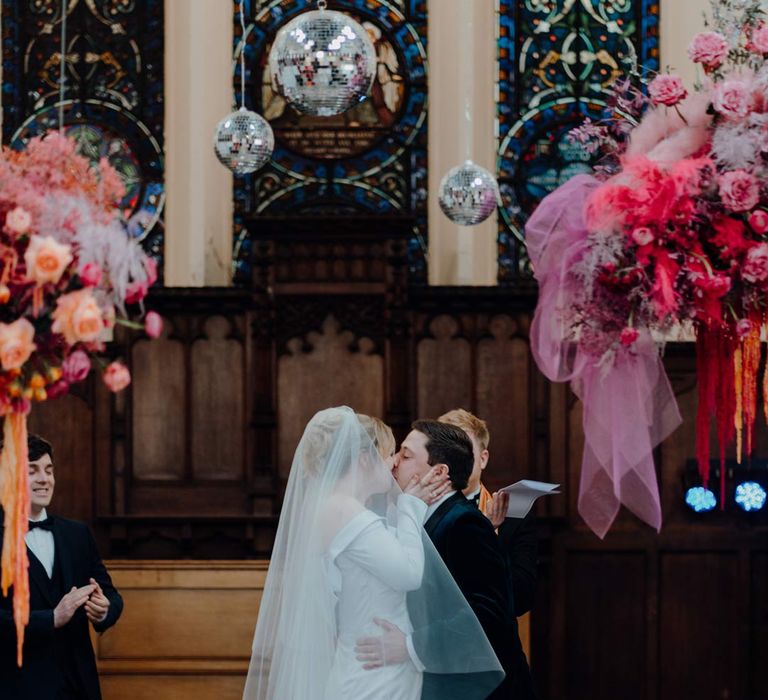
403, 465, 451, 505
354, 618, 408, 670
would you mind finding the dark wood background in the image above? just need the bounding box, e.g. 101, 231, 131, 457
30, 218, 768, 700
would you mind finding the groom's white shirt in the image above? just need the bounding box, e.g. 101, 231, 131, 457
406, 489, 457, 671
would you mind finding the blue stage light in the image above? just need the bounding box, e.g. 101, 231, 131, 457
685, 486, 717, 513
734, 481, 767, 512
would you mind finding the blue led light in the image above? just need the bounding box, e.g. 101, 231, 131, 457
734, 482, 767, 512
685, 486, 717, 513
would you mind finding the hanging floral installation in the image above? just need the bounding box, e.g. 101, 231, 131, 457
0, 132, 160, 665
527, 0, 768, 538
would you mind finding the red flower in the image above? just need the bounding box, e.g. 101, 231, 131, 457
620, 327, 639, 347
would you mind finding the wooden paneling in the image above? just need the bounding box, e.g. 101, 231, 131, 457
752, 552, 768, 698
93, 561, 266, 700
131, 327, 186, 480
564, 552, 647, 700
660, 553, 741, 700
277, 315, 384, 480
191, 316, 245, 480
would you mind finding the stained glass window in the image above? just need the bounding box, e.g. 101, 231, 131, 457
2, 0, 165, 270
232, 0, 428, 284
497, 0, 659, 283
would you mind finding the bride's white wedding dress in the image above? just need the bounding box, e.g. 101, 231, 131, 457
324, 494, 427, 700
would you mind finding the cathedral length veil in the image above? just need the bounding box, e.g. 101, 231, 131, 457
243, 407, 504, 700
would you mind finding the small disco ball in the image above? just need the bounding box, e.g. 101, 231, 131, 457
438, 160, 501, 226
268, 4, 376, 117
213, 107, 274, 175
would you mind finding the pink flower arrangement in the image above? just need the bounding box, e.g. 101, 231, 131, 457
533, 1, 768, 538
0, 132, 160, 662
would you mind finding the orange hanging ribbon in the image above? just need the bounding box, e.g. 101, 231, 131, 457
734, 346, 743, 464
0, 411, 31, 667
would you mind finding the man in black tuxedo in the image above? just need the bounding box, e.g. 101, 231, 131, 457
440, 408, 537, 699
0, 434, 123, 700
355, 420, 516, 699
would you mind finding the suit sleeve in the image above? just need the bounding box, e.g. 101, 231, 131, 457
443, 514, 511, 649
0, 606, 55, 644
84, 527, 123, 633
497, 511, 538, 616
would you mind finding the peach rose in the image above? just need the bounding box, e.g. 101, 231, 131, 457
0, 318, 36, 371
24, 235, 73, 285
5, 207, 32, 236
103, 361, 131, 392
51, 289, 104, 345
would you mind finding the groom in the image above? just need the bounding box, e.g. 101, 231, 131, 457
356, 420, 516, 699
0, 434, 123, 700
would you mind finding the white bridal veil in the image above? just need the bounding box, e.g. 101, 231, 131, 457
243, 407, 503, 700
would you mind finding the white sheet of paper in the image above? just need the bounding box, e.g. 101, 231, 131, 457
499, 480, 560, 518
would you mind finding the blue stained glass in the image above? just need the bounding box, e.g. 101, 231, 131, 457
497, 0, 660, 283
734, 482, 767, 512
233, 0, 428, 284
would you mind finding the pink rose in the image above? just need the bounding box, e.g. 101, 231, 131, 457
620, 327, 639, 347
144, 311, 163, 339
103, 361, 131, 392
736, 318, 754, 339
719, 170, 761, 212
713, 79, 753, 119
0, 318, 36, 371
648, 74, 688, 107
750, 209, 768, 233
5, 206, 32, 236
743, 243, 768, 283
752, 25, 768, 54
125, 281, 148, 305
79, 263, 103, 287
632, 227, 655, 246
62, 350, 92, 383
687, 31, 729, 67
24, 235, 73, 286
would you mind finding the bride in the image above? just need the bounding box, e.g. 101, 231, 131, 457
243, 407, 504, 699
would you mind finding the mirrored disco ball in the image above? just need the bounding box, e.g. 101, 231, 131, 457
268, 7, 376, 117
213, 108, 274, 175
438, 160, 501, 226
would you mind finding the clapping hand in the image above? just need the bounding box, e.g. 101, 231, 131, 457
355, 618, 408, 669
53, 584, 96, 629
84, 578, 110, 624
483, 490, 510, 529
404, 465, 451, 505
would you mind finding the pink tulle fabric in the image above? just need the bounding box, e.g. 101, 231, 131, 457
526, 174, 682, 538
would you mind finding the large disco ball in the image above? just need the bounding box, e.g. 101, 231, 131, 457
438, 160, 500, 226
213, 107, 274, 175
268, 5, 376, 117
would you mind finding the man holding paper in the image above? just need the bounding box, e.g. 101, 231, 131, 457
439, 409, 539, 700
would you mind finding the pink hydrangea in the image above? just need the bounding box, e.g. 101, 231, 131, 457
687, 31, 729, 67
743, 243, 768, 283
648, 74, 688, 107
719, 170, 761, 212
713, 79, 753, 119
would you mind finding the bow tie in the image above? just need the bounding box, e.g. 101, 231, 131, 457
28, 518, 53, 532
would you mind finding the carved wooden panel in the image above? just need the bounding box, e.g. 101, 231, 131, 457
277, 315, 384, 480
476, 315, 531, 492
131, 321, 186, 481
191, 316, 246, 481
416, 315, 472, 418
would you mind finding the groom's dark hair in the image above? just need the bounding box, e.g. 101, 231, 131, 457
412, 420, 474, 490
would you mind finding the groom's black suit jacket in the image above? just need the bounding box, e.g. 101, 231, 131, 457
410, 492, 516, 700
0, 515, 123, 700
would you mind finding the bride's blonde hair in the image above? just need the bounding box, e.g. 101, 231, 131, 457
357, 414, 395, 460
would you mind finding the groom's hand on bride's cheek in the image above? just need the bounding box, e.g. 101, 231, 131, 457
354, 618, 407, 669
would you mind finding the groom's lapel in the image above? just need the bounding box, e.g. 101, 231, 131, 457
425, 492, 465, 539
